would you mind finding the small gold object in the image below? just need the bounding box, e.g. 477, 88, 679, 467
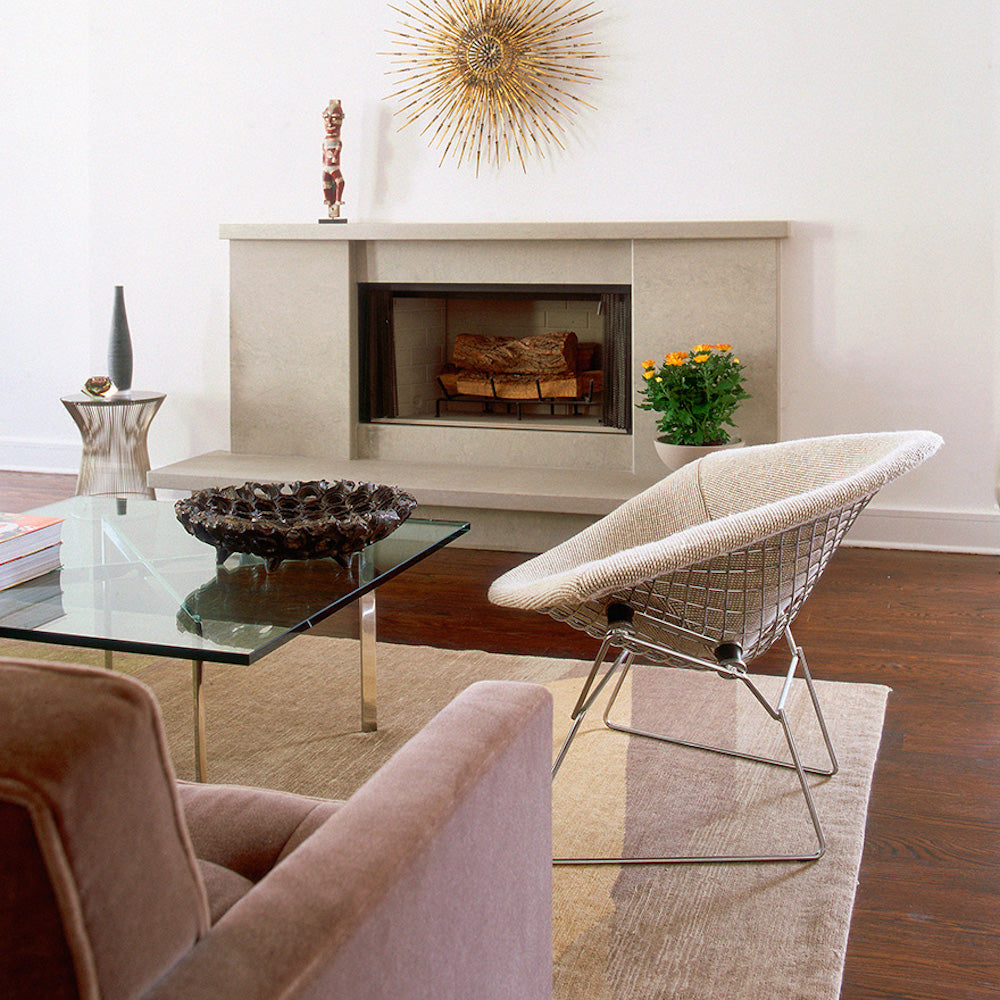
384, 0, 603, 173
83, 376, 113, 397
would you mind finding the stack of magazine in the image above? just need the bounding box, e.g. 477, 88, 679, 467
0, 513, 64, 591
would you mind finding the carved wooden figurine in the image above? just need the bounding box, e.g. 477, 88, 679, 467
322, 99, 346, 220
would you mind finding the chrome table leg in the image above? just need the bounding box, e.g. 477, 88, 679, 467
192, 659, 207, 782
359, 590, 377, 732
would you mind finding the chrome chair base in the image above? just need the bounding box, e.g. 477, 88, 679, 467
552, 628, 838, 866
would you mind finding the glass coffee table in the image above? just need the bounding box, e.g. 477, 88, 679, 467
0, 496, 469, 780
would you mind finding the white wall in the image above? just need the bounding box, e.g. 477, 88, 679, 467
4, 0, 998, 550
2, 4, 90, 470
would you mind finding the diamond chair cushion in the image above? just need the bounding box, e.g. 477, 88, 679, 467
488, 431, 943, 619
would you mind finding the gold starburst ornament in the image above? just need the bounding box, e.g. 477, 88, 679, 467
384, 0, 602, 173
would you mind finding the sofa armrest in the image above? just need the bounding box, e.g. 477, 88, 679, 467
140, 679, 554, 1000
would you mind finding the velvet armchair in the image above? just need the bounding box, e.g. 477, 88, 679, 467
0, 657, 553, 999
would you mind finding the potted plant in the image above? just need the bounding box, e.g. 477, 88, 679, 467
637, 344, 750, 469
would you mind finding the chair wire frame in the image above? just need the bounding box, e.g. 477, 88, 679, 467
548, 493, 874, 866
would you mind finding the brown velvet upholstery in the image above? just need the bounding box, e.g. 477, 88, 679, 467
0, 657, 553, 1000
0, 659, 209, 1000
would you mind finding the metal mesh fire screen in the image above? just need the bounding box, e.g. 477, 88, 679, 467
358, 284, 631, 428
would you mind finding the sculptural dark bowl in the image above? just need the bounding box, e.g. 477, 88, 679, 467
174, 480, 418, 570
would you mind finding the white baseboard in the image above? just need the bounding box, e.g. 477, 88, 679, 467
850, 505, 1000, 555
0, 439, 79, 474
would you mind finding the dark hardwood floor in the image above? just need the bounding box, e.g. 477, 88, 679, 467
3, 470, 998, 999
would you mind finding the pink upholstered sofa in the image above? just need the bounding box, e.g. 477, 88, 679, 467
0, 657, 553, 1000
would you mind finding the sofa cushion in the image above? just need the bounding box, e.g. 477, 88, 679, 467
196, 860, 255, 923
178, 781, 343, 882
182, 785, 343, 923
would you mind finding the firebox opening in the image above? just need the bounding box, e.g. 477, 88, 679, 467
359, 283, 632, 432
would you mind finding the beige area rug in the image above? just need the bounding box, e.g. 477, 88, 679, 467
1, 636, 888, 1000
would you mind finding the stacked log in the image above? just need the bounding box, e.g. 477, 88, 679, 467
446, 371, 603, 400
439, 329, 602, 402
451, 331, 578, 375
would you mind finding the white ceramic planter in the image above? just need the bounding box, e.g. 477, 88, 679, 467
653, 437, 745, 473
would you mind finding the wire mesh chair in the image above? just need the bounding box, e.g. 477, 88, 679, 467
488, 431, 942, 865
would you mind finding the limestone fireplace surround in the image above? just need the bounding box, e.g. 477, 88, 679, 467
149, 221, 787, 552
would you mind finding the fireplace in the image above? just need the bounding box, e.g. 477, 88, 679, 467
150, 221, 787, 552
358, 283, 632, 430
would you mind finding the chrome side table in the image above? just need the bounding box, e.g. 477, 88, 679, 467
61, 391, 165, 498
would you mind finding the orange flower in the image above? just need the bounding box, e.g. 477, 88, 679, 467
692, 344, 713, 353
642, 369, 656, 379
642, 359, 655, 368
664, 355, 685, 366
715, 343, 732, 351
693, 353, 710, 363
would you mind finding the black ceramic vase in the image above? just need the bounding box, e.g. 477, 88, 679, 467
108, 285, 133, 391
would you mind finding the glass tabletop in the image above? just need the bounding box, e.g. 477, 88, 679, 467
0, 496, 469, 664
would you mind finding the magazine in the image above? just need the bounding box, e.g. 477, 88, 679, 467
0, 513, 64, 562
0, 544, 63, 591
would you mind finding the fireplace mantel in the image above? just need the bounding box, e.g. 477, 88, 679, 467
151, 220, 788, 551
219, 220, 789, 242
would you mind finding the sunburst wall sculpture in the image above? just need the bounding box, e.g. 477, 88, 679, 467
384, 0, 602, 173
